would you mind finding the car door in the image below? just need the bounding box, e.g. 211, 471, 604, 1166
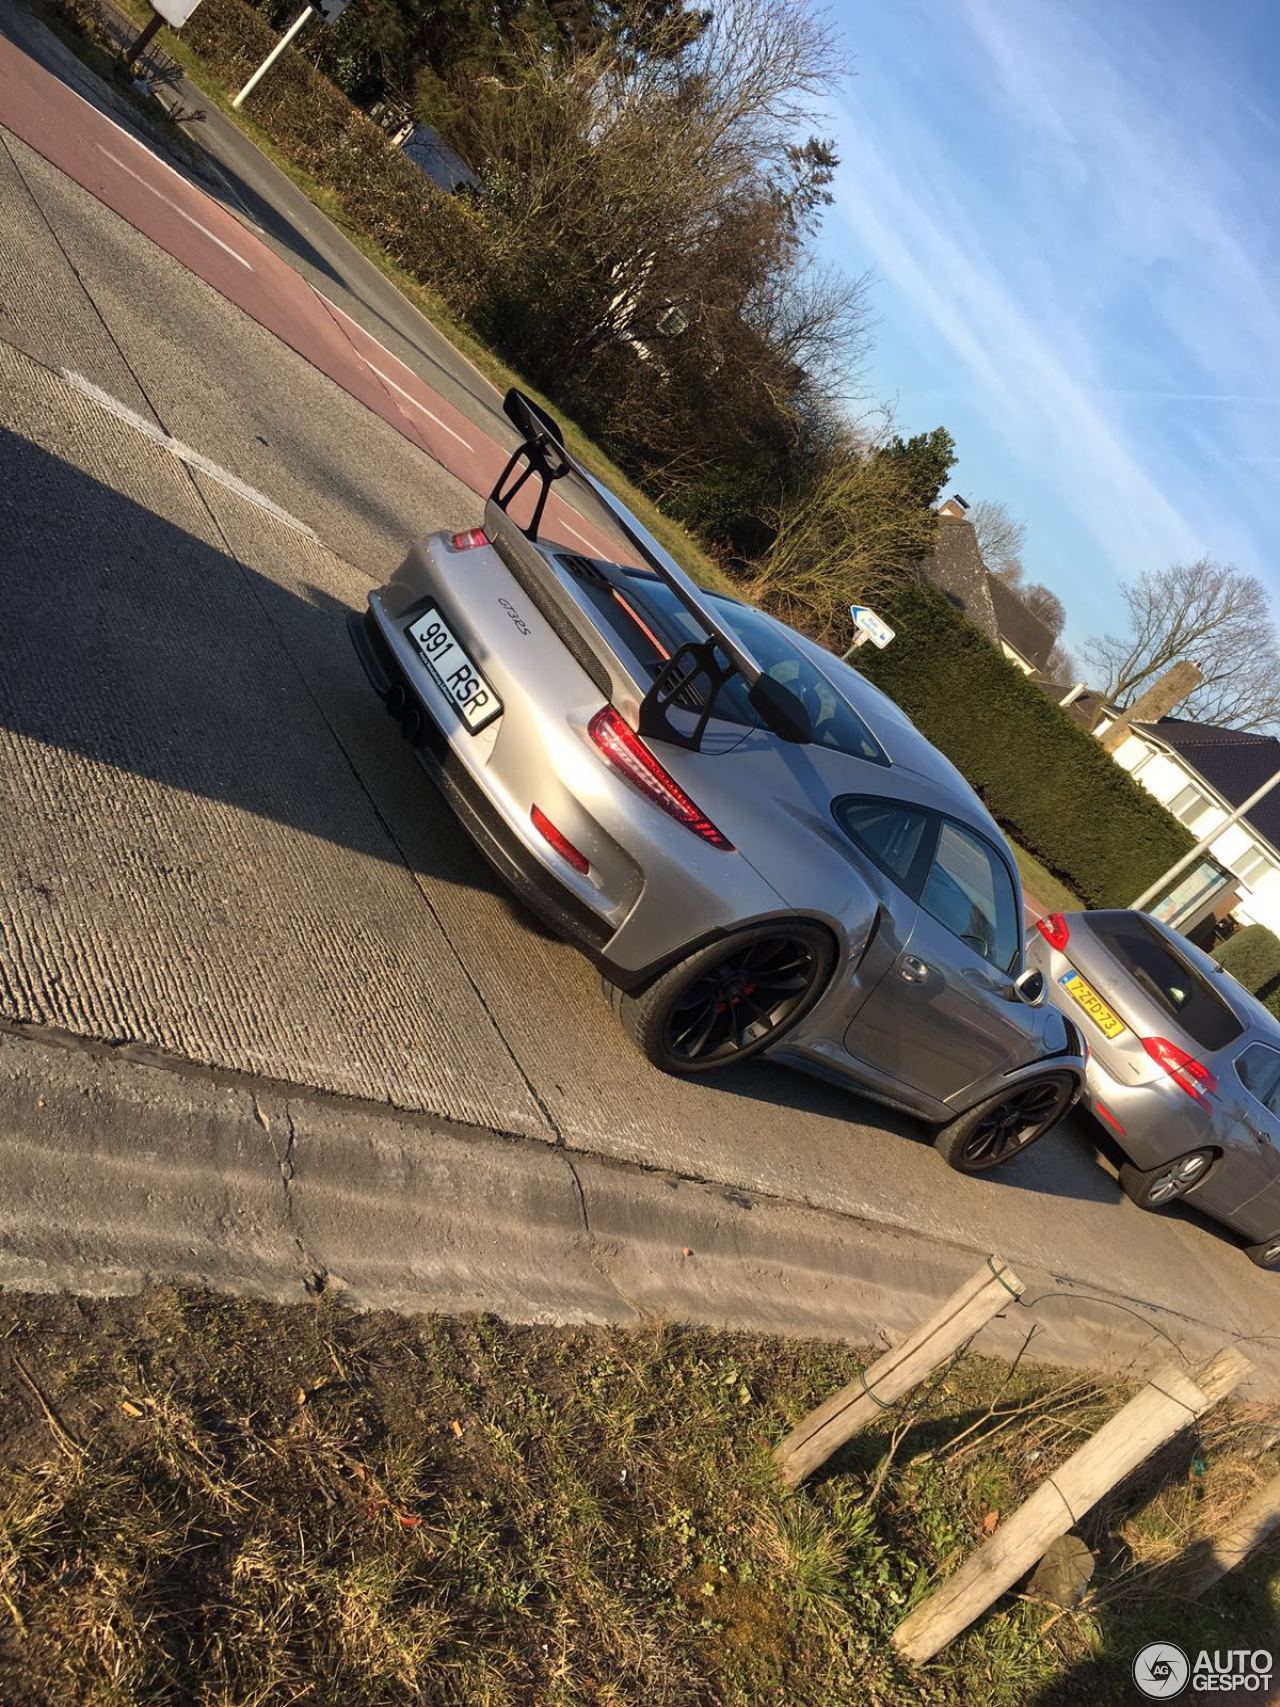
1218, 1042, 1280, 1223
844, 813, 1040, 1103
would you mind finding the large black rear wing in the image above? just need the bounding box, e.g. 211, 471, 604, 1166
489, 390, 810, 749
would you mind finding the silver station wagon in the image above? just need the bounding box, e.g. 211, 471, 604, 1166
351, 390, 1086, 1173
1029, 907, 1280, 1267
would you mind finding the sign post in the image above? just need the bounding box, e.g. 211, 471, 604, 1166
125, 0, 205, 64
231, 0, 351, 109
841, 603, 895, 660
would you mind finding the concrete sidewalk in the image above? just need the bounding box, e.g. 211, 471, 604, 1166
3, 1021, 1275, 1397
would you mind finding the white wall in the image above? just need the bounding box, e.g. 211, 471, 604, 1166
1107, 729, 1280, 931
1237, 872, 1280, 933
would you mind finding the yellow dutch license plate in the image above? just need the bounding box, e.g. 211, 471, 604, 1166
1059, 971, 1125, 1039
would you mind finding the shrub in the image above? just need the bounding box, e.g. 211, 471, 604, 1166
179, 0, 495, 316
857, 578, 1195, 908
1213, 925, 1280, 1008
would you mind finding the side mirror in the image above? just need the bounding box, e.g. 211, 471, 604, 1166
747, 674, 812, 744
1013, 967, 1046, 1006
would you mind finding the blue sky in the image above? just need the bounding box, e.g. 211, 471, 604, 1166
819, 0, 1280, 662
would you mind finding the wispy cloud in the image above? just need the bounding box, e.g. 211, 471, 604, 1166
825, 0, 1280, 618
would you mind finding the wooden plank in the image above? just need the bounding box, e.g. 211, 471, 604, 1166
1179, 1469, 1280, 1599
773, 1256, 1024, 1488
892, 1346, 1253, 1665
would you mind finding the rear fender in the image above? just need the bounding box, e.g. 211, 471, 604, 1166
601, 912, 843, 998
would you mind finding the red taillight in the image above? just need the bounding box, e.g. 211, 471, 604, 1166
448, 528, 489, 551
1036, 912, 1071, 950
587, 707, 733, 850
1142, 1035, 1217, 1104
531, 805, 589, 873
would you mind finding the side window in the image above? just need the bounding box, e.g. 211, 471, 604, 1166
1235, 1044, 1280, 1115
921, 821, 1020, 971
835, 798, 931, 892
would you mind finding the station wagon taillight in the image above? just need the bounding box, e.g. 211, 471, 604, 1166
1142, 1035, 1217, 1105
1036, 912, 1071, 950
588, 707, 733, 850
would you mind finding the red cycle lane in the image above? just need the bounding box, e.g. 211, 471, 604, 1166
0, 29, 620, 558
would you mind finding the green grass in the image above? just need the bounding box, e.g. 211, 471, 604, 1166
1, 1288, 1275, 1705
1010, 842, 1084, 917
95, 0, 735, 597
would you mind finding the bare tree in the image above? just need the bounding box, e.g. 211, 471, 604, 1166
747, 432, 939, 645
1083, 559, 1280, 731
1022, 582, 1065, 637
969, 498, 1026, 583
1046, 641, 1078, 682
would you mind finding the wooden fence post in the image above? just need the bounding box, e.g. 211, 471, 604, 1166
892, 1346, 1253, 1666
1178, 1469, 1280, 1599
772, 1255, 1024, 1489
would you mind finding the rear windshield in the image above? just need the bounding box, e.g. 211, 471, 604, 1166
563, 559, 887, 764
1087, 912, 1243, 1051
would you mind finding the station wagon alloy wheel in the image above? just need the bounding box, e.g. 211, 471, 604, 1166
1143, 1151, 1212, 1206
1245, 1236, 1280, 1271
1119, 1149, 1215, 1213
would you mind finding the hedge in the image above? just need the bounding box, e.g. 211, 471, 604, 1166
857, 579, 1195, 908
1213, 925, 1280, 1016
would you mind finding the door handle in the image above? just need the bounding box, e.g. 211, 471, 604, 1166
900, 954, 930, 984
1246, 1121, 1272, 1146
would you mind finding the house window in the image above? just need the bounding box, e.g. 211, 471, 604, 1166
1234, 846, 1274, 889
1170, 782, 1209, 822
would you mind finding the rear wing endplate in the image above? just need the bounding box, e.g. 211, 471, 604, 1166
490, 390, 810, 747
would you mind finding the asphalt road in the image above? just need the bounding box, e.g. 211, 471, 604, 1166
0, 10, 1278, 1381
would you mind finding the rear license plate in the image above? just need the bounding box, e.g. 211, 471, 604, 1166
1059, 970, 1125, 1039
407, 605, 501, 733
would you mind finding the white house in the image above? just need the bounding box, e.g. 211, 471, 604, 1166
1100, 715, 1280, 936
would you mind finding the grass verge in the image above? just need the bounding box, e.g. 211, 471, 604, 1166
1, 1288, 1275, 1704
1010, 843, 1084, 918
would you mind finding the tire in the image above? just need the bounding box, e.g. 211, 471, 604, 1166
933, 1073, 1077, 1173
1245, 1235, 1280, 1270
604, 922, 835, 1076
1118, 1150, 1215, 1211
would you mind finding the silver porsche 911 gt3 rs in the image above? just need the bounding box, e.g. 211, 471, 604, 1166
349, 391, 1085, 1172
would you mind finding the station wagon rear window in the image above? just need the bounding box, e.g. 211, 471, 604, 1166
1087, 913, 1243, 1051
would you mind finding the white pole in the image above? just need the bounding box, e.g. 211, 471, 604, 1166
1131, 764, 1280, 911
232, 5, 314, 109
840, 631, 871, 661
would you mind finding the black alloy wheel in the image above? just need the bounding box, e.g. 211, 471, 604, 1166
962, 1080, 1066, 1166
663, 933, 825, 1066
606, 922, 836, 1076
934, 1073, 1077, 1173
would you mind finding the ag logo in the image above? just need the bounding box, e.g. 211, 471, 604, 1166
1133, 1642, 1190, 1698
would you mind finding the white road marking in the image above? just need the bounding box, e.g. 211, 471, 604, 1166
363, 360, 474, 450
558, 518, 603, 552
96, 146, 252, 270
316, 288, 497, 398
61, 370, 318, 540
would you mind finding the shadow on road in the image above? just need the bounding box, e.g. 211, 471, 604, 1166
0, 427, 1188, 1224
